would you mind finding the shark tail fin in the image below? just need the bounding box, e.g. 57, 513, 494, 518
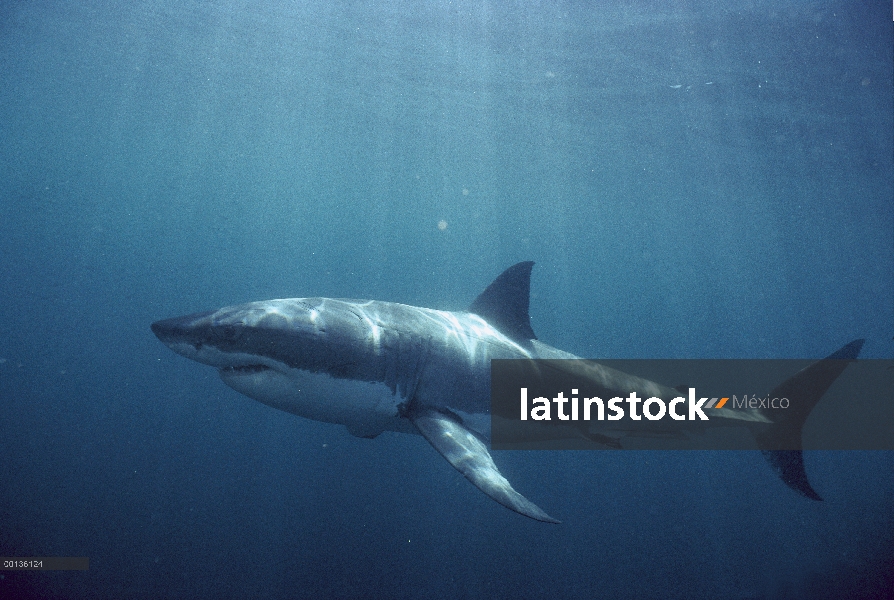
755, 339, 864, 500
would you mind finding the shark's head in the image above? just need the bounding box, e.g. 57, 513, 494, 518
151, 298, 380, 376
151, 298, 410, 432
153, 301, 307, 369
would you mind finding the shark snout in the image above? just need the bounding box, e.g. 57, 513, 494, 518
151, 311, 215, 345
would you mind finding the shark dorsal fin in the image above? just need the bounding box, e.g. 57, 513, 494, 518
469, 261, 537, 342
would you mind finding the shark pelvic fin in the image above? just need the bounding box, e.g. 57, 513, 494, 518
756, 339, 865, 500
409, 407, 559, 524
469, 261, 537, 343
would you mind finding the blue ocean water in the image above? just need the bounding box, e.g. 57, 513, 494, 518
1, 1, 891, 598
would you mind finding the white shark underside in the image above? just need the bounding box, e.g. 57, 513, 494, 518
152, 262, 863, 523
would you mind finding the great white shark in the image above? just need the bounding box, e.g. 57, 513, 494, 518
151, 262, 863, 523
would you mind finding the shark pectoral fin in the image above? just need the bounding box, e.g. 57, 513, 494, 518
410, 409, 560, 524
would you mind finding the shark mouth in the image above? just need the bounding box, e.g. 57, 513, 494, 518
220, 365, 271, 374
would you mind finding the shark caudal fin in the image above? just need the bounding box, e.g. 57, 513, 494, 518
756, 339, 864, 500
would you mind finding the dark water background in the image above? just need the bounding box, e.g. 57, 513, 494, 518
1, 1, 891, 598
